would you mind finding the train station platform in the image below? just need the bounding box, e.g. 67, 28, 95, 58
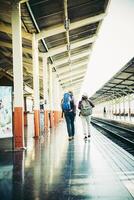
0, 114, 134, 200
0, 1, 134, 199
92, 115, 134, 131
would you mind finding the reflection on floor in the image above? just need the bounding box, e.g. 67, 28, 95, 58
0, 115, 134, 200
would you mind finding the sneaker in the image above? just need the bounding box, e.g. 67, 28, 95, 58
84, 136, 87, 140
68, 137, 72, 141
88, 135, 90, 138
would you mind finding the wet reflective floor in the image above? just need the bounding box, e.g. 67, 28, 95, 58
0, 115, 134, 200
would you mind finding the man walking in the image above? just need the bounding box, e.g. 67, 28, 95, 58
61, 91, 76, 141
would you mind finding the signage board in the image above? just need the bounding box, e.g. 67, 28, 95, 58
0, 86, 13, 138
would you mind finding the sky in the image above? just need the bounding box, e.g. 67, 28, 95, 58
81, 0, 134, 97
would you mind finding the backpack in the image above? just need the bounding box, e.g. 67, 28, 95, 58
80, 100, 92, 116
62, 93, 71, 111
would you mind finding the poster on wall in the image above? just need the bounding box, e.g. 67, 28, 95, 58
0, 86, 13, 138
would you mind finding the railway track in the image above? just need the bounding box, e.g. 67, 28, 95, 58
91, 117, 134, 156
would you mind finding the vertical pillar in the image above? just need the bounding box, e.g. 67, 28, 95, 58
109, 100, 112, 119
24, 97, 27, 126
128, 94, 131, 120
106, 101, 110, 118
111, 101, 113, 118
123, 96, 125, 118
32, 34, 40, 137
112, 99, 114, 119
12, 2, 24, 149
24, 97, 27, 112
52, 72, 60, 126
49, 64, 54, 128
112, 94, 115, 118
118, 98, 121, 118
43, 55, 49, 130
59, 84, 64, 120
115, 99, 117, 119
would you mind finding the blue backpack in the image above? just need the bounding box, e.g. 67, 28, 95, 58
62, 93, 71, 111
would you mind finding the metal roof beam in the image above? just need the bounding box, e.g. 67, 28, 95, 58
125, 85, 134, 93
54, 51, 89, 67
36, 13, 105, 40
57, 63, 87, 75
60, 69, 86, 80
63, 83, 82, 89
60, 73, 85, 84
0, 22, 32, 40
0, 40, 31, 54
46, 37, 94, 57
62, 80, 83, 88
0, 36, 94, 59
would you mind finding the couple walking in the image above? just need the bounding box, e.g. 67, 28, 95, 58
61, 92, 95, 141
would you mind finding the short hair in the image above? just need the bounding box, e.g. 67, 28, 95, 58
68, 91, 73, 95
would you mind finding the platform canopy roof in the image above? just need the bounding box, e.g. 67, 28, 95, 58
90, 57, 134, 104
0, 0, 109, 97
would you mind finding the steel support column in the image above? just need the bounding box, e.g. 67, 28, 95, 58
43, 54, 49, 130
128, 94, 131, 120
52, 72, 61, 126
32, 34, 40, 137
49, 64, 54, 128
12, 1, 25, 149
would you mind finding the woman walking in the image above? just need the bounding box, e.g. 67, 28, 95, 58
78, 93, 95, 140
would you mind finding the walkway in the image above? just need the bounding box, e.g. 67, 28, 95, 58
0, 115, 134, 200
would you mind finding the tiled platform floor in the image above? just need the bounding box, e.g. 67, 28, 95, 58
0, 115, 134, 200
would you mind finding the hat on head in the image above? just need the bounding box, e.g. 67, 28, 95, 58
82, 93, 88, 98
